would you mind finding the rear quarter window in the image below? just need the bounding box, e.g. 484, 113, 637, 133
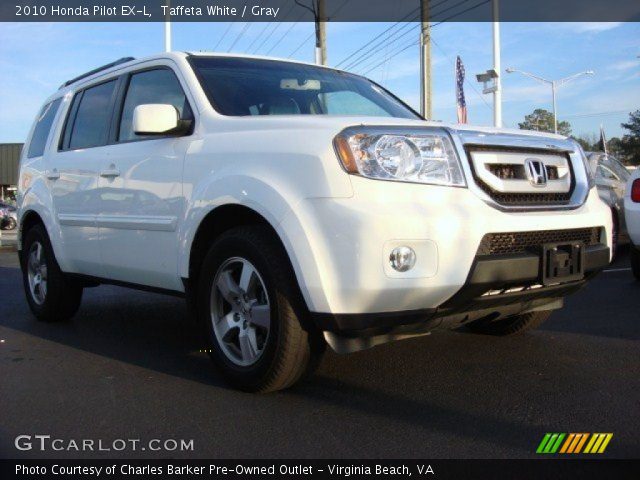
27, 98, 62, 158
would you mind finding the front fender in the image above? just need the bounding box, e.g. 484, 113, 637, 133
178, 175, 314, 300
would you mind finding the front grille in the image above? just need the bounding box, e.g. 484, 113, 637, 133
466, 145, 574, 207
476, 179, 572, 206
478, 227, 602, 256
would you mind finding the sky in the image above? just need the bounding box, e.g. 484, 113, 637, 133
0, 21, 639, 143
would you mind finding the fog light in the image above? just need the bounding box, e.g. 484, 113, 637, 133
389, 246, 416, 272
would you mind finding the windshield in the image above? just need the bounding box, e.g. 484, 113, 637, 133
189, 56, 419, 119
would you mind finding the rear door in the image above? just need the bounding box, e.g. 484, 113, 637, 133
50, 79, 119, 276
96, 64, 194, 290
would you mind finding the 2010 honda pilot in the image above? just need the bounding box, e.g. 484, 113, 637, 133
18, 53, 611, 391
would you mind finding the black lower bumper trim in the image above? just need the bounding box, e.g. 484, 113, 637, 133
311, 244, 610, 335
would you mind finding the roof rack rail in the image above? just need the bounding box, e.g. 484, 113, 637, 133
59, 57, 135, 89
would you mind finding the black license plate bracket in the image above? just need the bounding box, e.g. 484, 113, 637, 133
541, 242, 585, 285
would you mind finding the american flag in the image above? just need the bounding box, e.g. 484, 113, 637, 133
455, 56, 467, 124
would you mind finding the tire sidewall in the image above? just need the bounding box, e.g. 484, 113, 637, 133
22, 225, 53, 317
197, 232, 283, 389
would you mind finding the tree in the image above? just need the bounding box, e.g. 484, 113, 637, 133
518, 108, 572, 136
573, 133, 597, 152
620, 110, 640, 166
607, 137, 625, 160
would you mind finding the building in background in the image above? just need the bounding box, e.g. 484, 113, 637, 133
0, 143, 22, 203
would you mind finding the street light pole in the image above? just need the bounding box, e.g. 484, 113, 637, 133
505, 67, 594, 134
551, 80, 557, 133
492, 0, 502, 127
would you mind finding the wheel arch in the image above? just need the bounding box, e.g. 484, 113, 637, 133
183, 203, 315, 307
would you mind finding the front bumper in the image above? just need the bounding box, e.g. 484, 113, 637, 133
312, 243, 609, 335
278, 176, 612, 327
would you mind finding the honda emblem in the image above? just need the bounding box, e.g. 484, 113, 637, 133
524, 158, 548, 187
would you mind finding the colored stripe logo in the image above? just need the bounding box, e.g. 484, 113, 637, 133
536, 433, 613, 454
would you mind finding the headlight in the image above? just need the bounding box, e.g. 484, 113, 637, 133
334, 128, 466, 187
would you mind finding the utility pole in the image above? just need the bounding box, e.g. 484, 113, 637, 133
297, 0, 326, 65
313, 0, 327, 65
164, 0, 171, 52
492, 0, 502, 127
420, 0, 432, 119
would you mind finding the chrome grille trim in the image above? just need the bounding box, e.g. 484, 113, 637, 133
445, 130, 590, 212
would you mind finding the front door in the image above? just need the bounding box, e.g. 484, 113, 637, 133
96, 66, 194, 291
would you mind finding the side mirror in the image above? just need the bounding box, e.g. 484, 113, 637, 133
133, 104, 189, 135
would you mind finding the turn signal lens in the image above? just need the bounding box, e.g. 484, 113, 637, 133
334, 135, 358, 173
631, 179, 640, 203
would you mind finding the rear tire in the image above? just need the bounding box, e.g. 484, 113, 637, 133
467, 310, 552, 336
631, 245, 640, 281
21, 224, 83, 322
196, 225, 324, 392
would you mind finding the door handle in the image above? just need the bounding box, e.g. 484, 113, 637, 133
46, 169, 60, 180
100, 167, 120, 179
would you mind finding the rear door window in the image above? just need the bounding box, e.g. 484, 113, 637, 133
27, 98, 62, 158
69, 80, 117, 149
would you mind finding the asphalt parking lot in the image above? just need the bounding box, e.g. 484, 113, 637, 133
0, 245, 638, 459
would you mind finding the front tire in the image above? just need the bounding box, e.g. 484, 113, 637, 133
196, 225, 324, 392
21, 224, 83, 322
467, 310, 552, 336
631, 245, 640, 281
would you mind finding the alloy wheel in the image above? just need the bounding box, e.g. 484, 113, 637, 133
210, 257, 271, 366
27, 241, 47, 305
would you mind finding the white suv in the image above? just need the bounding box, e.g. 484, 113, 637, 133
18, 53, 611, 392
624, 168, 640, 279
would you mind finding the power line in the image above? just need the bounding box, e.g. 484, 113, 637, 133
253, 2, 297, 54
349, 25, 418, 71
266, 21, 301, 55
227, 22, 252, 52
284, 0, 348, 61
334, 7, 419, 68
287, 31, 315, 58
335, 0, 464, 70
344, 22, 418, 71
432, 0, 490, 24
353, 0, 491, 78
213, 22, 234, 51
361, 38, 420, 77
560, 110, 630, 119
265, 11, 306, 56
252, 22, 282, 54
245, 22, 272, 53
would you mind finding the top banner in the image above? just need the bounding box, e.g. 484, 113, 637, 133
3, 0, 640, 22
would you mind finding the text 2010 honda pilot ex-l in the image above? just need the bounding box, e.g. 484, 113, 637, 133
18, 53, 612, 392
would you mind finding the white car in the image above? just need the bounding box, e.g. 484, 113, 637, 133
18, 53, 612, 392
623, 168, 640, 279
